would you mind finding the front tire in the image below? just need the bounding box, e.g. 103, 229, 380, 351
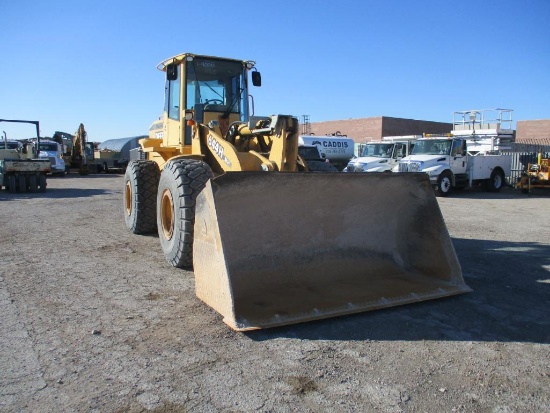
435, 171, 452, 197
157, 159, 213, 268
124, 160, 160, 234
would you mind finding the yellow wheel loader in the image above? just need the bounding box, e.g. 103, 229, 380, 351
124, 53, 471, 331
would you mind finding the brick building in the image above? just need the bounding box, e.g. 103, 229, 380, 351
309, 116, 452, 143
309, 116, 550, 146
516, 120, 550, 145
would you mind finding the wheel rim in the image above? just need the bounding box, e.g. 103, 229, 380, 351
494, 174, 502, 188
124, 181, 132, 216
441, 177, 451, 192
160, 188, 174, 240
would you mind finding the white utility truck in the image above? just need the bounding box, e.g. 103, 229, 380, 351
344, 136, 419, 173
398, 135, 511, 196
398, 109, 514, 196
298, 135, 355, 170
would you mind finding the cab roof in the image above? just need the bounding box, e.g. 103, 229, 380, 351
156, 53, 253, 72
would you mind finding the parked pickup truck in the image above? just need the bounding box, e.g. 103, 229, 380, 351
398, 135, 511, 196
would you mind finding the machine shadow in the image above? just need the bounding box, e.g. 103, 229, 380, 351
0, 187, 112, 200
247, 237, 550, 344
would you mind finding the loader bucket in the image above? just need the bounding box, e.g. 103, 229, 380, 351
193, 172, 471, 331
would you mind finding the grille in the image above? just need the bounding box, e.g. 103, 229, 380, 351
346, 164, 362, 172
399, 162, 421, 172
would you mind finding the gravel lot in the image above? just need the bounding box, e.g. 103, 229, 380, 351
1, 175, 549, 413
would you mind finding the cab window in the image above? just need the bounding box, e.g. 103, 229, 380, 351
165, 65, 181, 121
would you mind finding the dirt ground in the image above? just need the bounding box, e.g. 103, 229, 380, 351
0, 174, 549, 413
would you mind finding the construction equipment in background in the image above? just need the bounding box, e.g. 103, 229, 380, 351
0, 119, 50, 192
517, 153, 550, 193
72, 124, 89, 175
52, 126, 94, 174
94, 136, 145, 173
51, 130, 75, 173
123, 52, 471, 331
52, 130, 135, 174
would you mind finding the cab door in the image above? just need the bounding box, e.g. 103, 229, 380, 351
164, 64, 184, 147
450, 139, 467, 174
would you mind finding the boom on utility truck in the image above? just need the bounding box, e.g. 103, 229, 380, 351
451, 108, 515, 154
123, 52, 470, 331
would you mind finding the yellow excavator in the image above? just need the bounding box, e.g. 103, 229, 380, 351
124, 53, 470, 331
71, 123, 89, 175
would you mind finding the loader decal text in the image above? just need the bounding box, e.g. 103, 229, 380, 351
208, 134, 232, 168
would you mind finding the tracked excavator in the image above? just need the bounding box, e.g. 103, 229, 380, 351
124, 53, 470, 331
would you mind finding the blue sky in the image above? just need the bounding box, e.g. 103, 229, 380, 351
1, 0, 549, 142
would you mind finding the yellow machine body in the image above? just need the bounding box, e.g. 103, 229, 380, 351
125, 53, 471, 330
517, 153, 550, 192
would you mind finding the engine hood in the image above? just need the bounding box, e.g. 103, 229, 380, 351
399, 154, 449, 172
346, 156, 392, 172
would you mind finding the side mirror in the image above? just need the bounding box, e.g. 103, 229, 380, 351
167, 64, 178, 81
252, 71, 261, 87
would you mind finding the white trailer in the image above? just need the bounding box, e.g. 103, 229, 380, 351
298, 135, 355, 170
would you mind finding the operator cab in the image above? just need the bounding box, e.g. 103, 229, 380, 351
162, 54, 260, 146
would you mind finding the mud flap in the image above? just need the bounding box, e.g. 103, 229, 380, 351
193, 172, 471, 331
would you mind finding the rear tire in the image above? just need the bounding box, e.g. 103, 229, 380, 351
485, 169, 505, 192
28, 175, 38, 192
8, 175, 16, 193
39, 174, 47, 192
124, 160, 160, 234
435, 171, 452, 197
157, 159, 213, 268
18, 175, 27, 193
